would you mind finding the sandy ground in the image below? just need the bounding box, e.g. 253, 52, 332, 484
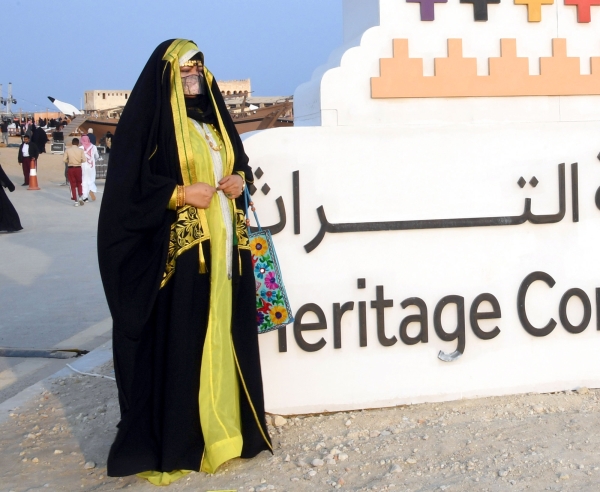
0, 356, 599, 492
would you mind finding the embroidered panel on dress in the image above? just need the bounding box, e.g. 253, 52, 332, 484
161, 205, 210, 289
235, 207, 250, 250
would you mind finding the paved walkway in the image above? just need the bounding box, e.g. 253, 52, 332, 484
0, 142, 111, 403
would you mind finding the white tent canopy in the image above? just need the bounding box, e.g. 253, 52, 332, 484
47, 97, 82, 116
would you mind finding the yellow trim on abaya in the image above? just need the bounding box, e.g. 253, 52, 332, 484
190, 121, 243, 474
137, 470, 191, 486
139, 122, 241, 485
205, 69, 234, 176
139, 40, 242, 486
162, 39, 198, 186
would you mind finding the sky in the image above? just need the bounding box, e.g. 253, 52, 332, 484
1, 0, 343, 113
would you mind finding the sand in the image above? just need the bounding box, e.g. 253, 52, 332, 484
0, 357, 597, 492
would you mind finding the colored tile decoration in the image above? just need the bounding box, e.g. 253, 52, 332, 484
407, 0, 448, 21
514, 0, 554, 21
371, 38, 600, 98
460, 0, 501, 21
564, 0, 600, 22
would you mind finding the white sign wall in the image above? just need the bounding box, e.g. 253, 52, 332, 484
243, 0, 600, 415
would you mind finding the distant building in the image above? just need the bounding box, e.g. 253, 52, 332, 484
84, 79, 252, 116
218, 79, 251, 96
84, 90, 132, 114
227, 96, 292, 116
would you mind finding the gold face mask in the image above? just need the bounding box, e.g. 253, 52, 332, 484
180, 62, 205, 96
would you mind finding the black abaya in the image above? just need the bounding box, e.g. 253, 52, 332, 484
32, 127, 48, 154
98, 40, 271, 478
0, 165, 22, 232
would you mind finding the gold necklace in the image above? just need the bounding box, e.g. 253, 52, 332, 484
203, 125, 223, 151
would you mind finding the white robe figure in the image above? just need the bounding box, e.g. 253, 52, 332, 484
79, 142, 99, 200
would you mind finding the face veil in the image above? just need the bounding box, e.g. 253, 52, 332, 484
180, 51, 206, 96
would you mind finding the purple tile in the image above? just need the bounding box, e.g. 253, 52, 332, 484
407, 0, 448, 21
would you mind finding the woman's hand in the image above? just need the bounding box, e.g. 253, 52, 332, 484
185, 182, 216, 209
217, 174, 244, 199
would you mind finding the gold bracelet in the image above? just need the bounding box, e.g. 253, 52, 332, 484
176, 185, 184, 208
181, 185, 186, 207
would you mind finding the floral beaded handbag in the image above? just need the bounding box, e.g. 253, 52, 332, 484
244, 188, 294, 334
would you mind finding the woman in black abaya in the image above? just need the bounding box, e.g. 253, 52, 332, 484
0, 164, 23, 232
98, 40, 271, 486
32, 126, 48, 154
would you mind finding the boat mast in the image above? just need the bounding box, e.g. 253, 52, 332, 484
7, 83, 12, 115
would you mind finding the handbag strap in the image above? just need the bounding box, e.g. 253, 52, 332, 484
244, 187, 262, 231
